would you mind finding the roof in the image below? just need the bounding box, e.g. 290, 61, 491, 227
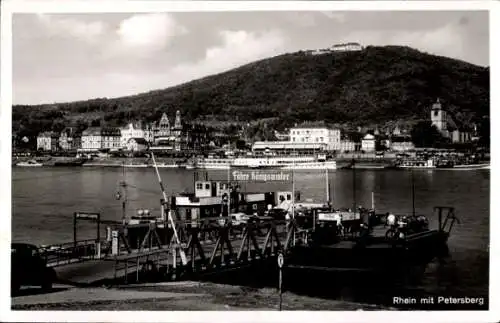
82, 127, 120, 136
38, 131, 58, 138
82, 127, 101, 136
128, 138, 148, 145
60, 127, 81, 137
291, 122, 336, 130
362, 134, 375, 140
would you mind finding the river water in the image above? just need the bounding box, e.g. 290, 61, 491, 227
11, 167, 490, 308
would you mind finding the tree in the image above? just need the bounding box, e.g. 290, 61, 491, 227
410, 121, 444, 148
478, 116, 490, 148
235, 139, 247, 150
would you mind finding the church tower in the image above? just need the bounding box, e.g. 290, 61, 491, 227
174, 110, 182, 130
431, 98, 447, 132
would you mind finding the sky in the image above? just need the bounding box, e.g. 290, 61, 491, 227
12, 10, 489, 105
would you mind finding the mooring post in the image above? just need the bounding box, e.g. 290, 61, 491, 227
277, 251, 284, 311
96, 242, 101, 259
136, 256, 140, 282
73, 212, 77, 249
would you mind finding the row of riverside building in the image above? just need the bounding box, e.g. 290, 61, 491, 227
34, 99, 477, 155
252, 99, 477, 155
252, 124, 412, 155
36, 110, 192, 153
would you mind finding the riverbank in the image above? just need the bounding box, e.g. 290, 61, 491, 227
11, 281, 394, 311
12, 156, 185, 167
11, 156, 490, 169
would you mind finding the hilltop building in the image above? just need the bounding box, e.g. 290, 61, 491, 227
331, 42, 364, 52
308, 42, 364, 56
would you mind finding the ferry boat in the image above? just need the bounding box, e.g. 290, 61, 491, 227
16, 160, 43, 167
285, 206, 457, 276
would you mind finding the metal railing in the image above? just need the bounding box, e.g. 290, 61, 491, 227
40, 239, 101, 267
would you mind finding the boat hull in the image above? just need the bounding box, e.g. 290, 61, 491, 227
286, 230, 448, 273
438, 163, 490, 170
281, 161, 337, 170
16, 163, 43, 167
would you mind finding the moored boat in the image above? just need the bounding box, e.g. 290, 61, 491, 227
16, 160, 43, 167
451, 163, 490, 170
53, 158, 86, 167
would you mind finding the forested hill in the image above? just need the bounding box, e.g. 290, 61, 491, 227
13, 45, 489, 136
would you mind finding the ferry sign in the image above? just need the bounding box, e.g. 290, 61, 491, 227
317, 212, 360, 222
231, 171, 291, 182
277, 252, 284, 268
74, 212, 100, 220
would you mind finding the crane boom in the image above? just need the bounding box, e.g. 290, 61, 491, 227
151, 152, 187, 265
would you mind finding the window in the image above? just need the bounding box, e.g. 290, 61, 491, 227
196, 183, 203, 189
434, 110, 439, 117
205, 183, 210, 190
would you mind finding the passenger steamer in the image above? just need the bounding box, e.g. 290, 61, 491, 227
195, 154, 336, 170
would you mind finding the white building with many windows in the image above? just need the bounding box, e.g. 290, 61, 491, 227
120, 122, 148, 148
289, 125, 341, 151
361, 134, 376, 152
81, 127, 121, 151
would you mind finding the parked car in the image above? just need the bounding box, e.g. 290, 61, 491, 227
266, 208, 288, 221
231, 213, 250, 226
11, 243, 56, 294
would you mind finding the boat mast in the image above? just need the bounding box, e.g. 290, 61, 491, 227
227, 153, 231, 217
325, 167, 329, 204
352, 157, 356, 211
120, 161, 128, 223
292, 154, 295, 220
411, 169, 416, 217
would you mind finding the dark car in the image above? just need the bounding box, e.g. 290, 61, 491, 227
11, 243, 56, 294
266, 208, 288, 221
